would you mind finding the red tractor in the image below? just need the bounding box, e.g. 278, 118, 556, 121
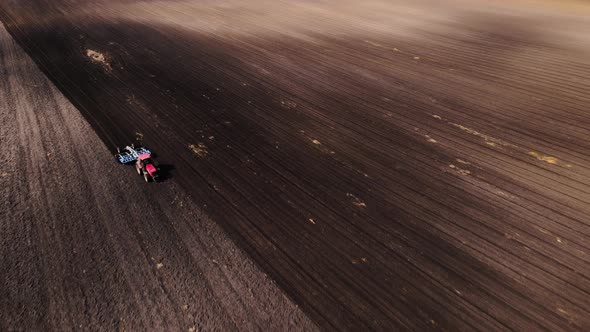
135, 153, 159, 182
115, 145, 159, 182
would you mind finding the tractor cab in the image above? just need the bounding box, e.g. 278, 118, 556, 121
138, 153, 153, 166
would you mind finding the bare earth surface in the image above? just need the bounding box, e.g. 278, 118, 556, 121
0, 22, 314, 331
2, 0, 590, 330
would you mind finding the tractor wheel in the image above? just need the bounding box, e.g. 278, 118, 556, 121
143, 172, 150, 182
136, 164, 141, 175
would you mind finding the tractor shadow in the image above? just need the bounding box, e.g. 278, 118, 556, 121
156, 164, 175, 182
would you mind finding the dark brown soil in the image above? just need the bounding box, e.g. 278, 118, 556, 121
1, 0, 590, 330
0, 22, 315, 331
